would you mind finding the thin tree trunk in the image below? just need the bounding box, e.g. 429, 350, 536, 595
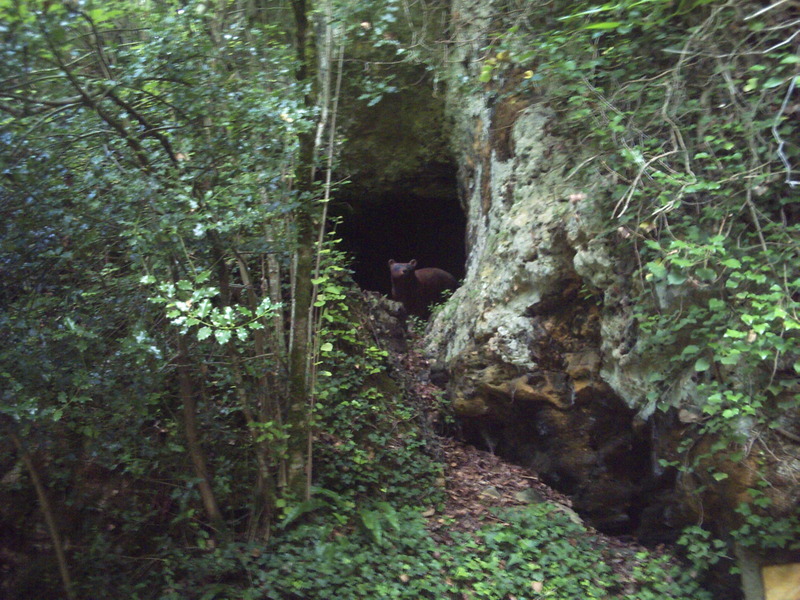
209, 230, 283, 537
286, 215, 315, 498
285, 0, 318, 500
260, 224, 288, 363
176, 333, 226, 533
5, 421, 75, 600
229, 352, 275, 540
261, 242, 289, 489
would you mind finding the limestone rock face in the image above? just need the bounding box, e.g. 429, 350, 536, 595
421, 0, 661, 535
763, 563, 800, 600
423, 0, 800, 547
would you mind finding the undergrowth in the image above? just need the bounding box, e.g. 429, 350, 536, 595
115, 244, 712, 599
155, 503, 711, 600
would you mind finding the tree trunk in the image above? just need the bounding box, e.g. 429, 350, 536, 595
4, 419, 75, 600
285, 0, 318, 501
176, 333, 227, 534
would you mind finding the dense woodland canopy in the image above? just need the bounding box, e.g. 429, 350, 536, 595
0, 0, 798, 598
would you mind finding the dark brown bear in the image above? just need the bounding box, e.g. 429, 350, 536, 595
388, 259, 457, 318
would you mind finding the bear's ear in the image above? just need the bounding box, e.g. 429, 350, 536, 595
409, 259, 417, 267
388, 259, 395, 266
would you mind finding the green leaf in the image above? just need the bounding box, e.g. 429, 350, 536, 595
721, 258, 741, 269
583, 21, 622, 30
320, 342, 333, 352
724, 329, 746, 339
360, 510, 382, 544
696, 267, 716, 281
646, 261, 666, 278
87, 7, 122, 24
667, 271, 687, 285
763, 77, 785, 89
279, 498, 328, 529
197, 327, 213, 341
215, 329, 232, 344
681, 344, 701, 357
196, 299, 212, 318
708, 298, 726, 311
644, 239, 662, 251
695, 357, 711, 371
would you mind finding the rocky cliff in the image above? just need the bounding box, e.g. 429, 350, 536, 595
424, 0, 672, 538
422, 0, 800, 576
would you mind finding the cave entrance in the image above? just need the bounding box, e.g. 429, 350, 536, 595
460, 405, 681, 546
332, 160, 466, 296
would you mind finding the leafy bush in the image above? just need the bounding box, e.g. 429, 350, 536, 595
150, 502, 711, 600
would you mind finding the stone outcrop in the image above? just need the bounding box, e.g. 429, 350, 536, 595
422, 0, 660, 536
421, 0, 800, 556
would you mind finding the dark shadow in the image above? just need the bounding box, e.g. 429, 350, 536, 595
332, 161, 466, 295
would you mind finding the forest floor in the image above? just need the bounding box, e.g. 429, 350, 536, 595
394, 330, 693, 592
431, 436, 674, 587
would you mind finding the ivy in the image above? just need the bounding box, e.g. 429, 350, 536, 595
156, 502, 709, 599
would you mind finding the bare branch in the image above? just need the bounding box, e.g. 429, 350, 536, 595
744, 0, 792, 21
772, 75, 800, 188
614, 151, 680, 219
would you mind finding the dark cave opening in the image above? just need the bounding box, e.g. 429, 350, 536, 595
459, 402, 681, 546
331, 161, 466, 296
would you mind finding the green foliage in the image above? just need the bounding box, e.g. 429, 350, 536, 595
452, 505, 616, 599
677, 525, 731, 573
0, 0, 315, 593
626, 552, 713, 600
144, 272, 280, 345
731, 486, 800, 552
235, 506, 452, 600
637, 229, 799, 439
457, 504, 710, 600
309, 245, 444, 506
147, 502, 710, 599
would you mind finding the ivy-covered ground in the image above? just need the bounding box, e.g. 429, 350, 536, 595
436, 438, 702, 599
401, 337, 716, 600
148, 302, 719, 600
